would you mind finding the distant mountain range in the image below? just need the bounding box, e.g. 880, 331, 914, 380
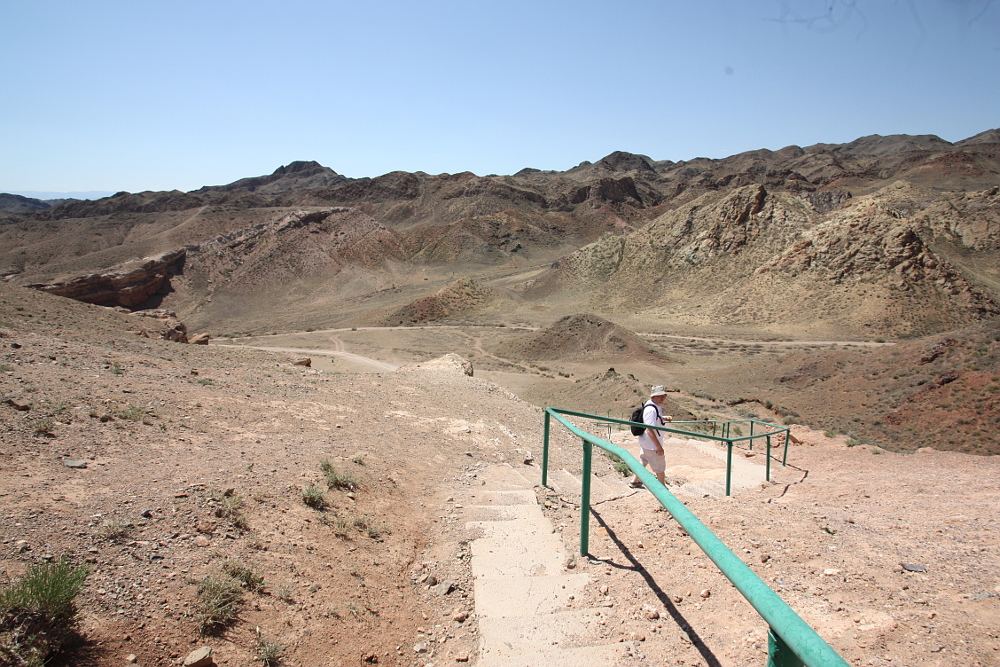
1, 128, 998, 341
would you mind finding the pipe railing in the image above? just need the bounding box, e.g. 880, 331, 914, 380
542, 407, 847, 667
563, 411, 791, 496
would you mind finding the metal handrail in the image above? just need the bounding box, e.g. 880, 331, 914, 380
542, 407, 848, 667
565, 410, 790, 496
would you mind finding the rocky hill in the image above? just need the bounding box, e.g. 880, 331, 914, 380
1, 129, 998, 340
494, 313, 663, 362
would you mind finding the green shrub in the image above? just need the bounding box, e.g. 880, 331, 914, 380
30, 418, 54, 436
0, 557, 89, 666
221, 560, 264, 593
301, 486, 327, 509
195, 575, 244, 634
320, 461, 357, 491
99, 518, 130, 541
255, 633, 285, 666
109, 405, 146, 421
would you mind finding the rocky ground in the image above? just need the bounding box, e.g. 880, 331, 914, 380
2, 282, 999, 666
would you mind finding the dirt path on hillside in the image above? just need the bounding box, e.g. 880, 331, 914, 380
211, 343, 399, 371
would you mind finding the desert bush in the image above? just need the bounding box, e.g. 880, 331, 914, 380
99, 518, 129, 541
195, 574, 243, 634
110, 404, 146, 421
221, 560, 264, 593
213, 493, 247, 529
320, 460, 357, 490
255, 633, 285, 666
301, 486, 327, 509
30, 418, 54, 436
0, 557, 89, 667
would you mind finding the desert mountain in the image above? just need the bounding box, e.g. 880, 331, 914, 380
1, 128, 999, 340
0, 192, 52, 214
533, 182, 1000, 338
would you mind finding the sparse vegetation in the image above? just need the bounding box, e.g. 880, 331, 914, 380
109, 404, 147, 421
320, 460, 357, 490
301, 485, 327, 509
0, 557, 89, 667
30, 418, 54, 435
221, 559, 264, 592
255, 632, 285, 666
195, 574, 244, 634
99, 518, 130, 541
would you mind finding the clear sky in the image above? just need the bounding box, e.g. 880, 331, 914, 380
2, 0, 998, 195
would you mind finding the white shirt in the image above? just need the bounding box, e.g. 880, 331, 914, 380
638, 401, 664, 451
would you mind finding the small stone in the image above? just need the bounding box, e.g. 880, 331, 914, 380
901, 562, 926, 573
182, 646, 214, 667
599, 585, 609, 595
644, 606, 660, 620
700, 589, 711, 599
63, 459, 88, 469
823, 569, 841, 576
523, 453, 534, 465
455, 654, 469, 662
672, 594, 683, 603
125, 654, 137, 663
452, 611, 468, 623
193, 535, 210, 547
413, 643, 428, 654
760, 554, 770, 563
140, 509, 153, 518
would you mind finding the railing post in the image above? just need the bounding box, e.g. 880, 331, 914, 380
542, 410, 551, 487
580, 438, 592, 556
726, 441, 733, 496
766, 434, 772, 482
782, 427, 790, 466
768, 627, 805, 667
749, 420, 755, 450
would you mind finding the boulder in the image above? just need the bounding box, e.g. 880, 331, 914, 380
189, 333, 211, 345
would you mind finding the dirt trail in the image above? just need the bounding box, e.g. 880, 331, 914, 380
211, 342, 398, 371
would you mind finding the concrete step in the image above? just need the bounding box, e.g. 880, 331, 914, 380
476, 462, 536, 490
471, 550, 568, 579
467, 488, 538, 506
468, 516, 558, 540
473, 573, 591, 618
477, 609, 606, 658
465, 503, 545, 522
546, 468, 617, 501
477, 644, 620, 667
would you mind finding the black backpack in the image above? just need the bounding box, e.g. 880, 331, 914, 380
629, 402, 661, 436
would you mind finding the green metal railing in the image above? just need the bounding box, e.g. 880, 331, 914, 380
542, 407, 848, 667
586, 412, 792, 496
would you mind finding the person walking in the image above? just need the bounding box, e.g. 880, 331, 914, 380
630, 385, 672, 488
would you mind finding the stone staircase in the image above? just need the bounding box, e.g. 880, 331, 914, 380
461, 438, 767, 665
464, 464, 620, 667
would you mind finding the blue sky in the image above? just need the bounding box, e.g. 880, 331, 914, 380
2, 0, 998, 195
